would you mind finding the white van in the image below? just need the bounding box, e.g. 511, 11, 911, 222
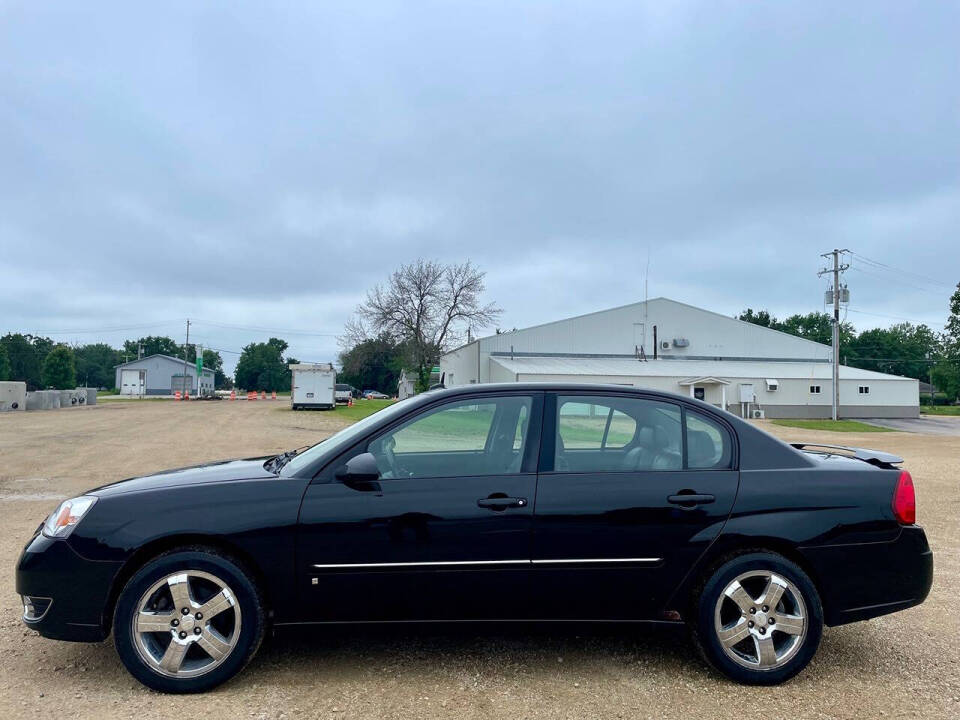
290, 363, 336, 410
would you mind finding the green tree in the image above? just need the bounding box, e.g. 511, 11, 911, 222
122, 336, 182, 360
934, 282, 960, 401
74, 343, 119, 389
778, 312, 856, 347
234, 337, 292, 392
0, 333, 55, 390
846, 323, 938, 380
737, 308, 779, 327
931, 362, 960, 403
41, 345, 77, 389
201, 349, 226, 388
337, 334, 405, 394
0, 343, 10, 381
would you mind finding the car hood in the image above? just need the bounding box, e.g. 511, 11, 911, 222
88, 457, 276, 497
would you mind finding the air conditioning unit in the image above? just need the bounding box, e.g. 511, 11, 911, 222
660, 340, 670, 350
752, 409, 765, 419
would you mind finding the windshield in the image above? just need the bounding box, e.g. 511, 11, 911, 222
279, 396, 418, 476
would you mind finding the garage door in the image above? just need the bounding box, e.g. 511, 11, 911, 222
120, 369, 145, 396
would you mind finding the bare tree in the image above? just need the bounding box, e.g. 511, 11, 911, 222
345, 259, 501, 389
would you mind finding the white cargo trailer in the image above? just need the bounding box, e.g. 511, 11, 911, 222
290, 363, 336, 410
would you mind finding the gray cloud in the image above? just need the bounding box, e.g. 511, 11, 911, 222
1, 1, 957, 372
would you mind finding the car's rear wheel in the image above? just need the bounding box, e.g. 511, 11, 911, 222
692, 552, 823, 685
113, 548, 265, 693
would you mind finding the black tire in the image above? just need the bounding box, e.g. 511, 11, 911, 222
113, 547, 265, 693
691, 552, 823, 685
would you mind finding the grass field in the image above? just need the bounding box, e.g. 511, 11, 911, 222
921, 405, 960, 416
771, 419, 893, 432
326, 398, 397, 421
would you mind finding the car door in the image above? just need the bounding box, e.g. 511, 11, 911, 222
531, 392, 739, 619
297, 391, 542, 622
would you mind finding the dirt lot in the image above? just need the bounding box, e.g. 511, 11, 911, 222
1, 401, 957, 719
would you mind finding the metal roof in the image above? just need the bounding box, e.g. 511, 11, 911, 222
114, 354, 215, 375
489, 356, 912, 382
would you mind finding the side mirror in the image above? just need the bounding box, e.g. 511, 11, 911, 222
335, 452, 381, 491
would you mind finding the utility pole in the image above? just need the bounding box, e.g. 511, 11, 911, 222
818, 249, 850, 421
182, 319, 191, 397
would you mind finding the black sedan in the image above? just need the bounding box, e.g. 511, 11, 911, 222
17, 383, 932, 692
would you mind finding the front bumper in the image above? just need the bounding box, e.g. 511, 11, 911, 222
15, 531, 122, 642
801, 525, 934, 626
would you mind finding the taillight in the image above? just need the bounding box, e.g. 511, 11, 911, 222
892, 470, 916, 525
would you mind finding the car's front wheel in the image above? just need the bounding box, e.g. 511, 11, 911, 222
113, 548, 265, 693
692, 552, 823, 685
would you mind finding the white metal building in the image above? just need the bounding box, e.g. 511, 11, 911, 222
440, 298, 918, 419
114, 355, 216, 396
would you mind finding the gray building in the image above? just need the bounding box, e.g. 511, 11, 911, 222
115, 354, 216, 396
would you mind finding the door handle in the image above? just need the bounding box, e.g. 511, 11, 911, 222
667, 493, 715, 507
477, 496, 528, 511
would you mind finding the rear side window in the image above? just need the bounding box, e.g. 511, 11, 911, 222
551, 395, 733, 473
685, 410, 733, 469
557, 401, 637, 449
554, 396, 680, 472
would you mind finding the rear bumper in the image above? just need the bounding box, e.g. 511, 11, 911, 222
15, 531, 121, 642
801, 525, 933, 626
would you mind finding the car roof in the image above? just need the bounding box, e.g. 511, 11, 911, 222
428, 382, 694, 402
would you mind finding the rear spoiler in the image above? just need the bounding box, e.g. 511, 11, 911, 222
790, 443, 903, 468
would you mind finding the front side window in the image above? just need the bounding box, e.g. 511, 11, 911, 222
369, 396, 532, 479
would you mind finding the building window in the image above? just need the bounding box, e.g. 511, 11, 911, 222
859, 385, 870, 394
810, 385, 821, 394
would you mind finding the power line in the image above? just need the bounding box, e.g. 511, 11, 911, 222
2, 320, 184, 335
849, 251, 956, 290
191, 319, 341, 337
848, 265, 948, 297
847, 308, 945, 326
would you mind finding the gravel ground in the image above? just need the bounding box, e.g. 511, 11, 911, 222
1, 401, 957, 719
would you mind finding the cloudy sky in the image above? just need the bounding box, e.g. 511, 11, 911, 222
1, 1, 957, 372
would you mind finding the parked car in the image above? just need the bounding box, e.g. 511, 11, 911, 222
334, 384, 355, 404
362, 390, 389, 399
16, 383, 932, 693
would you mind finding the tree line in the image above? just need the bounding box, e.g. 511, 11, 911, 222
5, 268, 957, 402
738, 281, 960, 402
0, 334, 228, 391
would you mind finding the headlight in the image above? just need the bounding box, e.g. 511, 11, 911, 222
42, 496, 97, 538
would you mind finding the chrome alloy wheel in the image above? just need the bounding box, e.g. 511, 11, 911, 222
132, 570, 241, 678
713, 570, 807, 671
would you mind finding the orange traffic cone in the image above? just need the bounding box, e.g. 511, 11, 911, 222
271, 391, 277, 400
175, 390, 182, 401
184, 392, 190, 401
248, 391, 256, 401
260, 390, 266, 400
